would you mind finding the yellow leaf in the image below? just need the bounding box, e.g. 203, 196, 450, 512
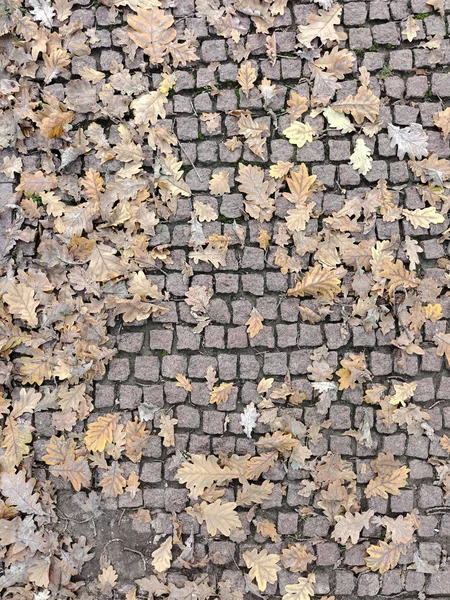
127, 8, 176, 64
283, 164, 317, 205
3, 282, 39, 328
246, 307, 264, 338
365, 466, 410, 499
126, 471, 140, 499
125, 418, 150, 463
425, 303, 443, 322
282, 574, 315, 600
332, 85, 380, 124
350, 138, 373, 175
243, 548, 281, 592
237, 480, 274, 506
269, 161, 293, 179
323, 107, 355, 133
187, 499, 241, 536
288, 264, 341, 300
403, 206, 445, 229
389, 381, 417, 406
365, 541, 409, 574
255, 519, 280, 541
209, 382, 234, 405
283, 121, 316, 148
85, 413, 120, 453
237, 61, 257, 96
152, 536, 172, 573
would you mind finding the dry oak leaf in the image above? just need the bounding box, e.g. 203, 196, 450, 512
365, 465, 410, 499
243, 548, 281, 592
100, 461, 127, 497
20, 350, 52, 386
434, 333, 450, 366
315, 46, 355, 79
87, 243, 125, 282
281, 544, 316, 573
43, 435, 90, 491
283, 164, 317, 205
402, 206, 444, 229
194, 199, 219, 222
297, 4, 343, 48
380, 259, 420, 293
286, 91, 308, 120
43, 48, 71, 83
269, 161, 293, 179
17, 170, 57, 195
365, 540, 409, 574
382, 514, 417, 544
434, 107, 450, 140
0, 155, 22, 178
323, 107, 355, 133
3, 282, 39, 328
332, 509, 375, 545
388, 123, 428, 160
85, 413, 120, 453
236, 163, 275, 222
237, 61, 257, 96
440, 434, 450, 453
402, 15, 419, 41
255, 519, 280, 542
152, 536, 173, 573
126, 8, 176, 64
210, 382, 234, 405
237, 479, 274, 506
283, 122, 316, 148
175, 374, 192, 392
158, 414, 178, 447
176, 454, 235, 498
2, 415, 33, 467
187, 500, 241, 536
288, 265, 341, 300
98, 565, 118, 593
131, 91, 167, 127
246, 450, 278, 480
282, 574, 315, 600
332, 86, 380, 124
246, 307, 264, 338
209, 171, 230, 195
350, 138, 372, 176
0, 470, 44, 515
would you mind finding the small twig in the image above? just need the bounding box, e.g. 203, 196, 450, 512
102, 539, 146, 571
178, 140, 203, 182
123, 546, 146, 572
189, 99, 198, 116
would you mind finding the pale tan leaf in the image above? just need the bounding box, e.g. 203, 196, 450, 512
243, 548, 281, 592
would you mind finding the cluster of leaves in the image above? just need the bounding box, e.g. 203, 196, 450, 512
0, 0, 449, 597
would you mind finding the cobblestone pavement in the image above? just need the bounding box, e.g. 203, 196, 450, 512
6, 0, 450, 598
